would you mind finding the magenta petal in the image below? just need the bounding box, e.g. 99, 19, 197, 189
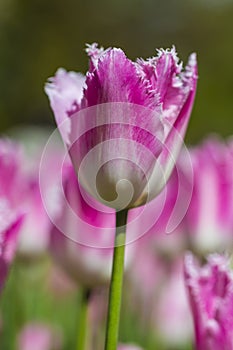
84, 48, 159, 109
0, 139, 25, 203
143, 53, 197, 201
137, 47, 181, 102
162, 52, 197, 125
85, 42, 110, 72
154, 48, 181, 98
0, 139, 27, 292
136, 47, 195, 126
184, 252, 233, 350
171, 53, 198, 131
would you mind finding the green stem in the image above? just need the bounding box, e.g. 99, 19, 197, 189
76, 288, 91, 350
104, 209, 128, 350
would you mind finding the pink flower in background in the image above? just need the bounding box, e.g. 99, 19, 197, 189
17, 323, 62, 350
128, 235, 165, 323
155, 258, 193, 346
129, 238, 192, 346
17, 180, 51, 257
0, 140, 25, 292
126, 158, 190, 315
184, 252, 233, 350
127, 160, 192, 327
0, 201, 23, 292
15, 127, 63, 258
50, 163, 134, 287
118, 345, 143, 350
0, 139, 26, 204
0, 133, 62, 290
186, 137, 233, 252
128, 158, 189, 257
46, 43, 197, 209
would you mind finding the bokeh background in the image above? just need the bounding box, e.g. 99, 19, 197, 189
0, 0, 233, 143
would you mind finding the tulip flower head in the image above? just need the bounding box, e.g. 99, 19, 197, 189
186, 137, 233, 252
45, 43, 197, 212
184, 252, 233, 350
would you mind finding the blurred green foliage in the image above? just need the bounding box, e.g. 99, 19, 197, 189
0, 0, 233, 144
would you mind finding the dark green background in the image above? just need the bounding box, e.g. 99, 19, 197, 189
0, 0, 232, 144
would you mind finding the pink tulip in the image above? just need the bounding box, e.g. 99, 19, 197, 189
16, 128, 63, 257
184, 252, 233, 350
0, 201, 23, 292
46, 43, 197, 210
186, 137, 233, 252
0, 140, 25, 292
17, 323, 62, 350
155, 258, 193, 346
50, 163, 133, 287
17, 180, 52, 257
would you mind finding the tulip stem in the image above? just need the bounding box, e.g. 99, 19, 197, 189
76, 287, 91, 350
104, 209, 128, 350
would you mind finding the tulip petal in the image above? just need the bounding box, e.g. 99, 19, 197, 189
84, 47, 160, 109
68, 103, 164, 208
138, 53, 197, 203
45, 69, 86, 143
